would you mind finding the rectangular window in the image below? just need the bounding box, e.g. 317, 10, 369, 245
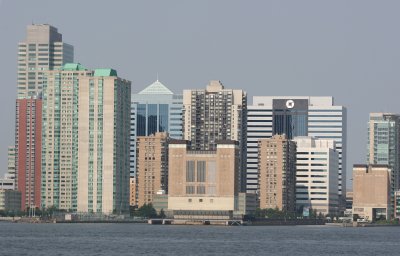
186, 186, 195, 194
197, 161, 206, 182
186, 161, 195, 182
197, 185, 205, 194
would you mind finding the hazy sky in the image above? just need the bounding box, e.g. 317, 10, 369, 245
1, 0, 400, 189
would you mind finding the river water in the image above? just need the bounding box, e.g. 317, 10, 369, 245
0, 222, 399, 255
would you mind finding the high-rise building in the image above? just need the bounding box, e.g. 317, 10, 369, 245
41, 64, 92, 211
367, 113, 400, 212
352, 164, 391, 221
183, 81, 247, 191
41, 65, 131, 214
293, 136, 339, 215
6, 146, 16, 183
136, 132, 169, 207
17, 24, 73, 99
15, 97, 42, 211
258, 135, 296, 212
130, 80, 182, 177
76, 69, 131, 214
247, 96, 346, 201
168, 140, 240, 218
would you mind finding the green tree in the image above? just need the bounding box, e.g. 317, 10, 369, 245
134, 203, 158, 218
158, 209, 166, 219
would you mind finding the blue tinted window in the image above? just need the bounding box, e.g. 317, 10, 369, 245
159, 104, 169, 132
137, 104, 146, 136
147, 104, 157, 136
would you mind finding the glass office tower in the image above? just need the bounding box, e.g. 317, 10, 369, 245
130, 80, 183, 177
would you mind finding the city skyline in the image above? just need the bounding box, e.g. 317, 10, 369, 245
2, 1, 400, 191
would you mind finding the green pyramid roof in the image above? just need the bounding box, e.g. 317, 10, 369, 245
94, 68, 118, 77
62, 63, 86, 71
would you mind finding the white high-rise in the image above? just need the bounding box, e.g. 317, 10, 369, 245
247, 96, 346, 201
294, 136, 339, 215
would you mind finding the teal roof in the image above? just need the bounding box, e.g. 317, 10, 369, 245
94, 69, 118, 77
138, 80, 173, 95
63, 63, 86, 71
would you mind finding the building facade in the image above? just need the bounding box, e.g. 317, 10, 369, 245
41, 65, 131, 214
7, 146, 16, 183
0, 190, 21, 213
136, 132, 169, 207
352, 164, 391, 221
130, 80, 182, 177
183, 81, 247, 191
395, 190, 400, 219
41, 64, 92, 211
15, 97, 42, 211
294, 136, 339, 215
0, 178, 15, 190
247, 96, 346, 202
258, 135, 296, 212
168, 140, 240, 215
76, 69, 131, 214
367, 113, 400, 216
130, 177, 137, 206
17, 24, 73, 99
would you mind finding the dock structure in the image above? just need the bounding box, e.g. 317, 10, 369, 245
147, 218, 245, 226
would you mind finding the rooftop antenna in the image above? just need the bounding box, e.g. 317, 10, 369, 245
156, 72, 159, 82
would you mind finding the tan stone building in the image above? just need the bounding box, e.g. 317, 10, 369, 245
130, 177, 137, 206
352, 164, 391, 221
168, 140, 240, 217
136, 132, 169, 207
258, 135, 296, 212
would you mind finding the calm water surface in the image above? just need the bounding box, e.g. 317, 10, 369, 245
0, 222, 399, 255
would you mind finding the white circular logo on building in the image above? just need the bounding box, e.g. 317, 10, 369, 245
286, 100, 295, 109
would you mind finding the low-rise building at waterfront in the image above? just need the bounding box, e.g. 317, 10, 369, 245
168, 140, 242, 219
352, 164, 391, 221
395, 190, 400, 219
0, 189, 21, 213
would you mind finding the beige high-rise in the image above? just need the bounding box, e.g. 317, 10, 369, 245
352, 164, 391, 221
17, 24, 73, 99
77, 69, 131, 214
168, 140, 240, 212
258, 135, 296, 212
42, 66, 131, 214
136, 132, 169, 207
